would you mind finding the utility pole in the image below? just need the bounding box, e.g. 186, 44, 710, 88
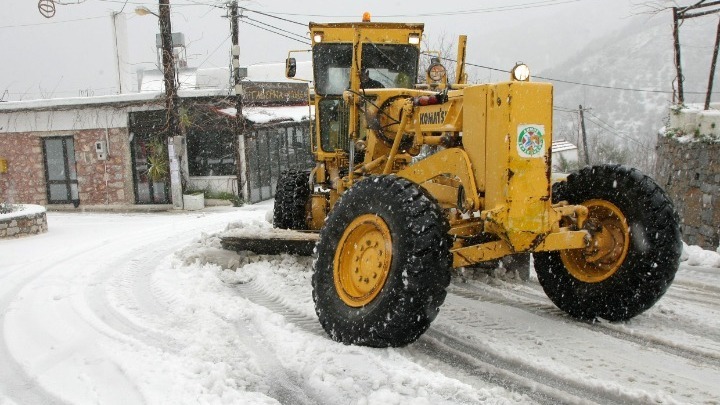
159, 0, 179, 142
230, 0, 249, 202
159, 0, 183, 208
579, 105, 590, 165
673, 7, 684, 104
706, 17, 720, 110
672, 2, 720, 107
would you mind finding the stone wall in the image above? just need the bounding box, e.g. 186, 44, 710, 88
73, 128, 135, 205
0, 128, 134, 206
655, 135, 720, 250
0, 132, 46, 204
0, 211, 48, 238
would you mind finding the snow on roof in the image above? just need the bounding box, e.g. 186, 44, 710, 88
246, 61, 313, 83
219, 105, 314, 124
138, 62, 314, 93
0, 88, 229, 111
552, 139, 578, 153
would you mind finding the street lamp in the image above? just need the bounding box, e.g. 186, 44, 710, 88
134, 6, 158, 17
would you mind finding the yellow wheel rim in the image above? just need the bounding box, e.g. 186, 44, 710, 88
561, 199, 630, 283
334, 214, 392, 307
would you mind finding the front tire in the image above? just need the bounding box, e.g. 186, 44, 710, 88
312, 175, 452, 347
273, 170, 310, 230
534, 165, 681, 321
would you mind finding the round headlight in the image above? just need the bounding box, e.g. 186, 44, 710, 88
511, 63, 530, 81
428, 63, 446, 83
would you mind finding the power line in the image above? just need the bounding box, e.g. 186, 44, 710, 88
0, 15, 107, 29
240, 19, 310, 45
583, 115, 645, 147
249, 0, 582, 18
194, 33, 231, 69
240, 7, 306, 26
241, 15, 308, 42
432, 55, 716, 95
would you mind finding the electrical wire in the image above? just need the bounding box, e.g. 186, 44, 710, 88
239, 19, 310, 45
583, 115, 645, 147
241, 15, 308, 42
239, 7, 306, 26
194, 33, 231, 69
0, 15, 107, 29
247, 0, 582, 18
430, 54, 717, 95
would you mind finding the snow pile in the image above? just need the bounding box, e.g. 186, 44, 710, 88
682, 242, 720, 267
159, 219, 507, 404
0, 203, 46, 220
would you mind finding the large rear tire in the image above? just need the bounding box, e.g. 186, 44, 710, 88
273, 170, 310, 230
312, 175, 452, 347
534, 165, 681, 321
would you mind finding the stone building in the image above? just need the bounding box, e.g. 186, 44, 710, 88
0, 84, 313, 209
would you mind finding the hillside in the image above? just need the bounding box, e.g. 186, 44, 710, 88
540, 13, 719, 172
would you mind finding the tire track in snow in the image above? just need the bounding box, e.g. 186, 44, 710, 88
79, 212, 329, 405
0, 240, 133, 405
84, 253, 185, 354
232, 281, 324, 337
414, 330, 636, 405
501, 278, 720, 344
666, 282, 720, 307
231, 279, 621, 404
231, 282, 339, 405
448, 282, 720, 367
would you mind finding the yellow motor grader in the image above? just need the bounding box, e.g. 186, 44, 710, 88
261, 16, 681, 347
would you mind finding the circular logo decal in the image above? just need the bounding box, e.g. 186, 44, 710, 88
517, 125, 545, 157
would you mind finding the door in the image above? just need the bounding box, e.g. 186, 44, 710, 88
42, 136, 79, 205
130, 132, 170, 204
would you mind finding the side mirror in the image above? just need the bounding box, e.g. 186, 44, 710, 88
286, 58, 297, 78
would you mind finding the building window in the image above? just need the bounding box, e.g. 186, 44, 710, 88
186, 129, 236, 176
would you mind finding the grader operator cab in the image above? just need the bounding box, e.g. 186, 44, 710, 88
234, 17, 682, 347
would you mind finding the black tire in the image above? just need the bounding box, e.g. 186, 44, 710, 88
273, 170, 310, 230
312, 175, 452, 347
534, 165, 682, 321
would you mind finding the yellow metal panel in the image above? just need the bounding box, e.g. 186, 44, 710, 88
419, 182, 458, 208
309, 194, 328, 230
484, 84, 511, 212
460, 85, 488, 194
452, 239, 513, 268
412, 93, 464, 133
398, 148, 480, 211
310, 22, 424, 45
0, 158, 7, 174
483, 82, 555, 251
533, 230, 589, 252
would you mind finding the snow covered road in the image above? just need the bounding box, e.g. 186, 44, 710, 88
1, 205, 719, 404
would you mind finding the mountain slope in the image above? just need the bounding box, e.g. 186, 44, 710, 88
540, 14, 719, 171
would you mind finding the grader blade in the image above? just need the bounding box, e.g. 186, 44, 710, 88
220, 230, 319, 256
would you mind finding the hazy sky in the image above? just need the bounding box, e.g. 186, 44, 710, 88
0, 0, 655, 101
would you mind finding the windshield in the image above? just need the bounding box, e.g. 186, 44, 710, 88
313, 43, 419, 95
361, 44, 418, 89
